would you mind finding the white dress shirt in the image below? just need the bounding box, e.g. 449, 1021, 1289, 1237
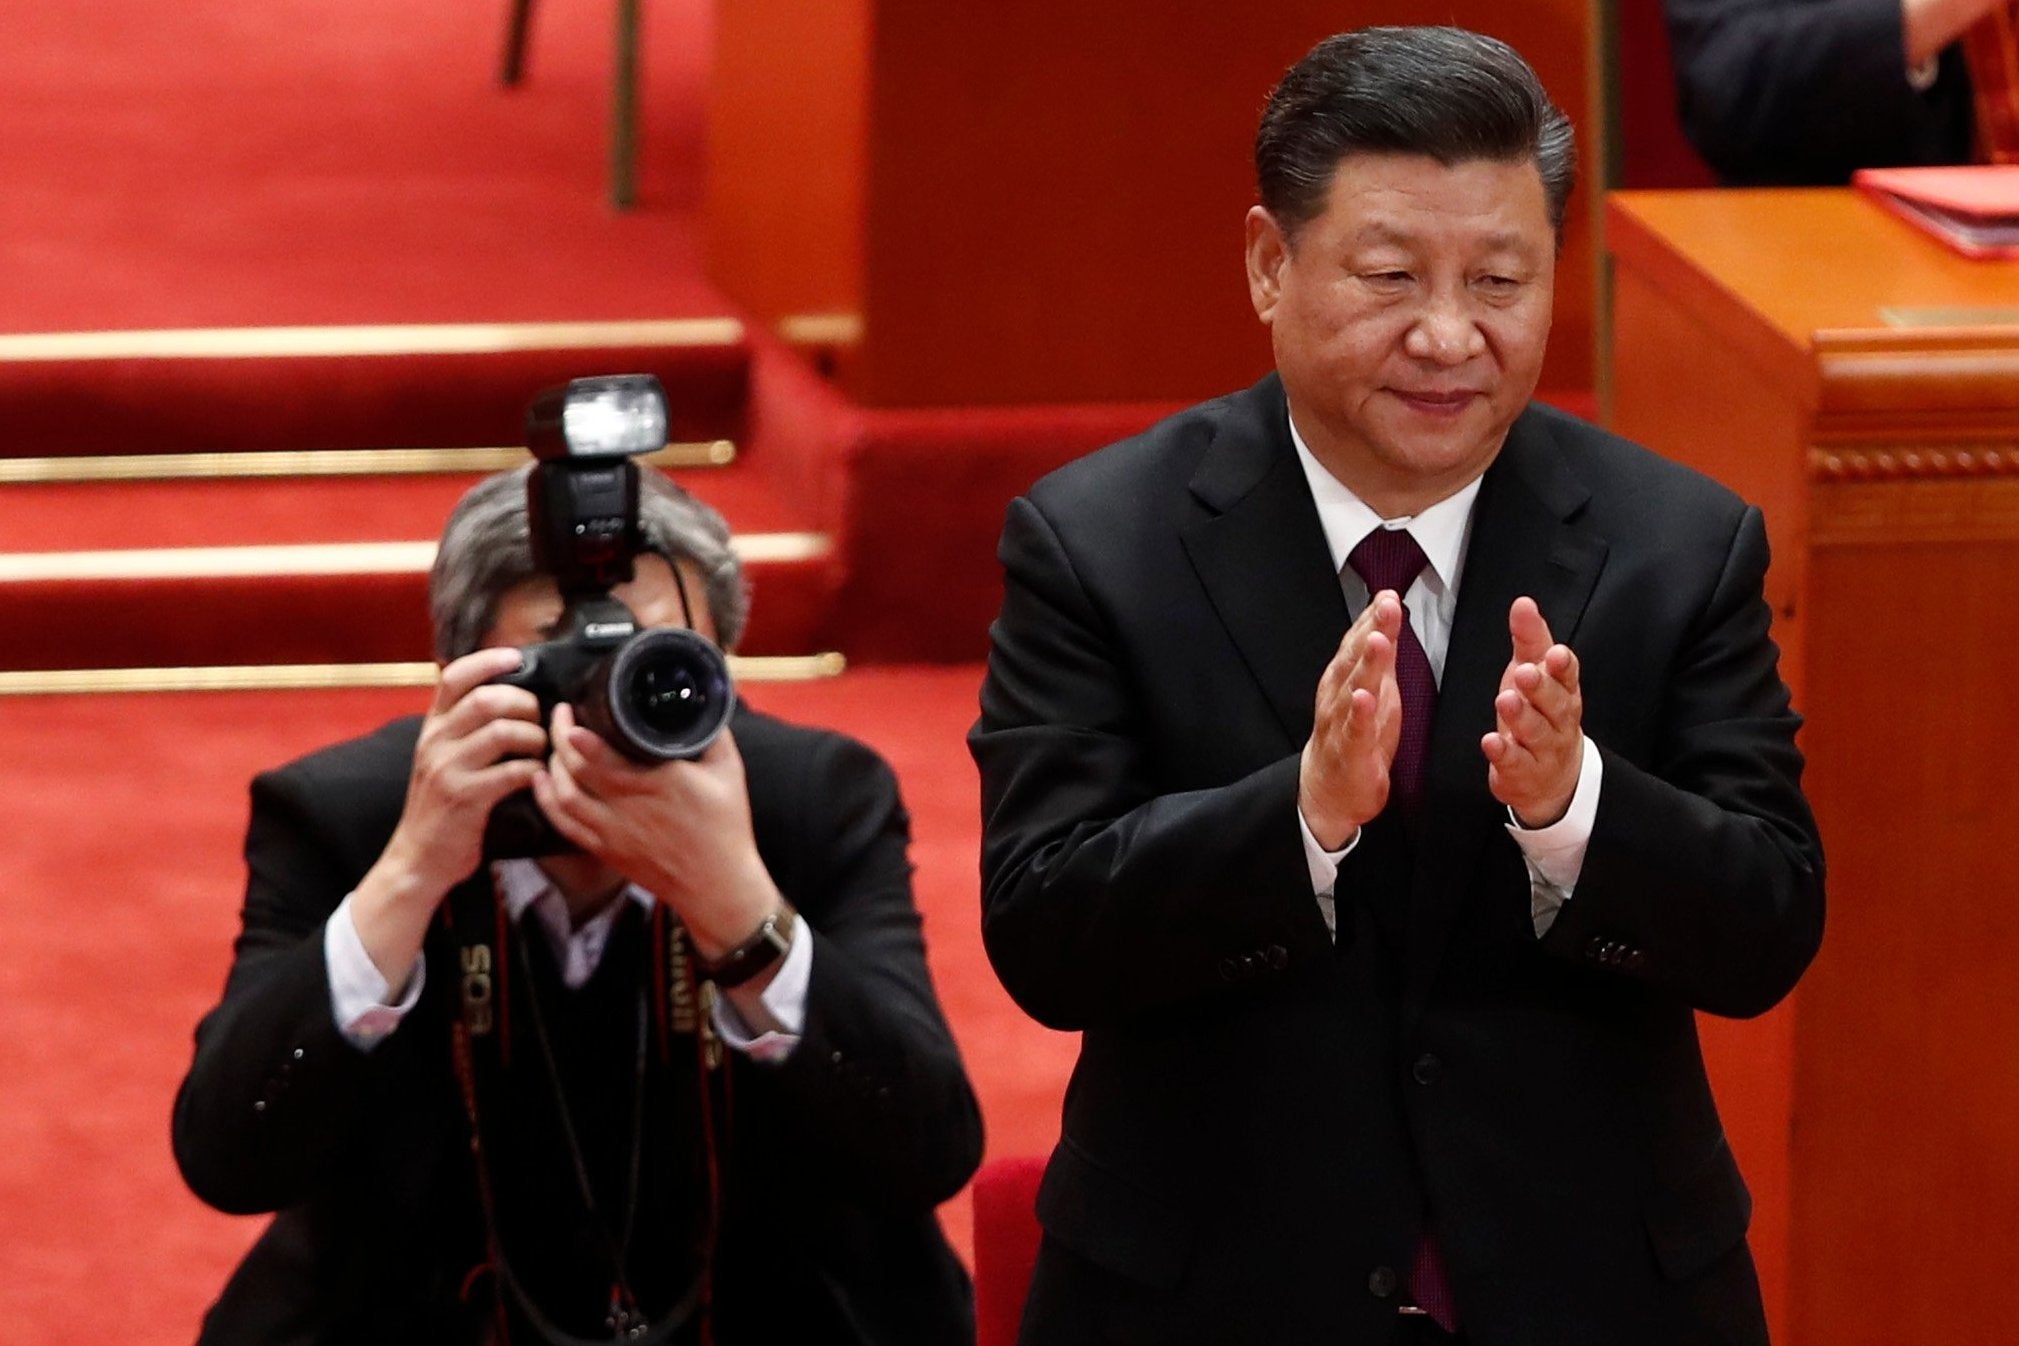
325, 858, 812, 1062
1286, 412, 1603, 937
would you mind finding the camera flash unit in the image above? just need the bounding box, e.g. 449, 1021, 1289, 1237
528, 373, 669, 461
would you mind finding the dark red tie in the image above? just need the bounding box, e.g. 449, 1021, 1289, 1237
1345, 527, 1437, 816
1345, 527, 1459, 1331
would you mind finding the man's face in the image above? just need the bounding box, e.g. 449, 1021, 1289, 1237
1245, 152, 1555, 515
478, 551, 719, 899
483, 551, 718, 649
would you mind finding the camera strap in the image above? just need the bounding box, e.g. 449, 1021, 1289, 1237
445, 873, 730, 1345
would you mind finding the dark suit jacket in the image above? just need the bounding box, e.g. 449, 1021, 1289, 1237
970, 377, 1825, 1346
1666, 0, 1975, 184
174, 704, 983, 1346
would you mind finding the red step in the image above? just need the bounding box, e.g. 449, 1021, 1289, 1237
0, 320, 751, 455
0, 456, 834, 668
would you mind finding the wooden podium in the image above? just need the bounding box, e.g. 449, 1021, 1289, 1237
1610, 189, 2019, 1346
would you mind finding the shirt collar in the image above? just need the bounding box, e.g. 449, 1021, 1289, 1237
493, 857, 655, 925
1287, 410, 1483, 591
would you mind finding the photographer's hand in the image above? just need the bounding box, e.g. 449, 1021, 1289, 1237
534, 704, 785, 966
350, 648, 547, 992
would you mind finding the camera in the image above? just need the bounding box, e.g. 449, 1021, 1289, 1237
482, 374, 736, 859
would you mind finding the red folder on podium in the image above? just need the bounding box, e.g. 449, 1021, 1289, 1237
1853, 165, 2019, 259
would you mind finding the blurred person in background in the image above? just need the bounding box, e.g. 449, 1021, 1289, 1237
1668, 0, 2001, 183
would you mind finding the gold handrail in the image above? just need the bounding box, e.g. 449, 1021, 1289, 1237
0, 531, 829, 582
0, 440, 735, 485
0, 653, 847, 697
0, 318, 744, 362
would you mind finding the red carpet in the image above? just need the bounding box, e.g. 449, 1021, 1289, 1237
0, 0, 867, 671
0, 332, 752, 457
0, 667, 1073, 1342
0, 0, 719, 332
4, 461, 812, 555
0, 457, 835, 669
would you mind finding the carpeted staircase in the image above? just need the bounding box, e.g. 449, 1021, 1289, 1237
0, 319, 846, 673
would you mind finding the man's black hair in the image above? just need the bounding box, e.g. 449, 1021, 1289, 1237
1255, 26, 1577, 238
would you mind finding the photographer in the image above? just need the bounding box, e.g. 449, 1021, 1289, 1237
173, 457, 982, 1345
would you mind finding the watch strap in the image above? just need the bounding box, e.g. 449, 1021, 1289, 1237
702, 904, 797, 989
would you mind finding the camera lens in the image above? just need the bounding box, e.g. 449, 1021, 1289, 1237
593, 626, 735, 761
636, 659, 714, 737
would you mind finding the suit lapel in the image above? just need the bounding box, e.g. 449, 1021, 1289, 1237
1179, 376, 1349, 748
1175, 393, 1612, 1016
1402, 410, 1609, 1024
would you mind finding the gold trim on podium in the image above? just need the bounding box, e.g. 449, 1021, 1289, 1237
0, 440, 736, 485
1811, 444, 2019, 481
0, 653, 847, 697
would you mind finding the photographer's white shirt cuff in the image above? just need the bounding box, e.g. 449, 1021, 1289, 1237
710, 927, 812, 1063
326, 890, 424, 1049
325, 879, 813, 1059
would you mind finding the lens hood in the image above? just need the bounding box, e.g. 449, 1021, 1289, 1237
584, 626, 735, 762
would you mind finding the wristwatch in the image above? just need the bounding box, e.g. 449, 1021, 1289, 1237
703, 904, 798, 988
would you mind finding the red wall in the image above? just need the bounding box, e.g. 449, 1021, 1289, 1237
1615, 0, 1717, 189
705, 0, 868, 322
710, 2, 1601, 408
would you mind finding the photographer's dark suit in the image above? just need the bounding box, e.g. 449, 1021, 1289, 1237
970, 376, 1825, 1345
175, 705, 982, 1346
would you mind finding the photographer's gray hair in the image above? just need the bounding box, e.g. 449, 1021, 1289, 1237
430, 464, 751, 661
